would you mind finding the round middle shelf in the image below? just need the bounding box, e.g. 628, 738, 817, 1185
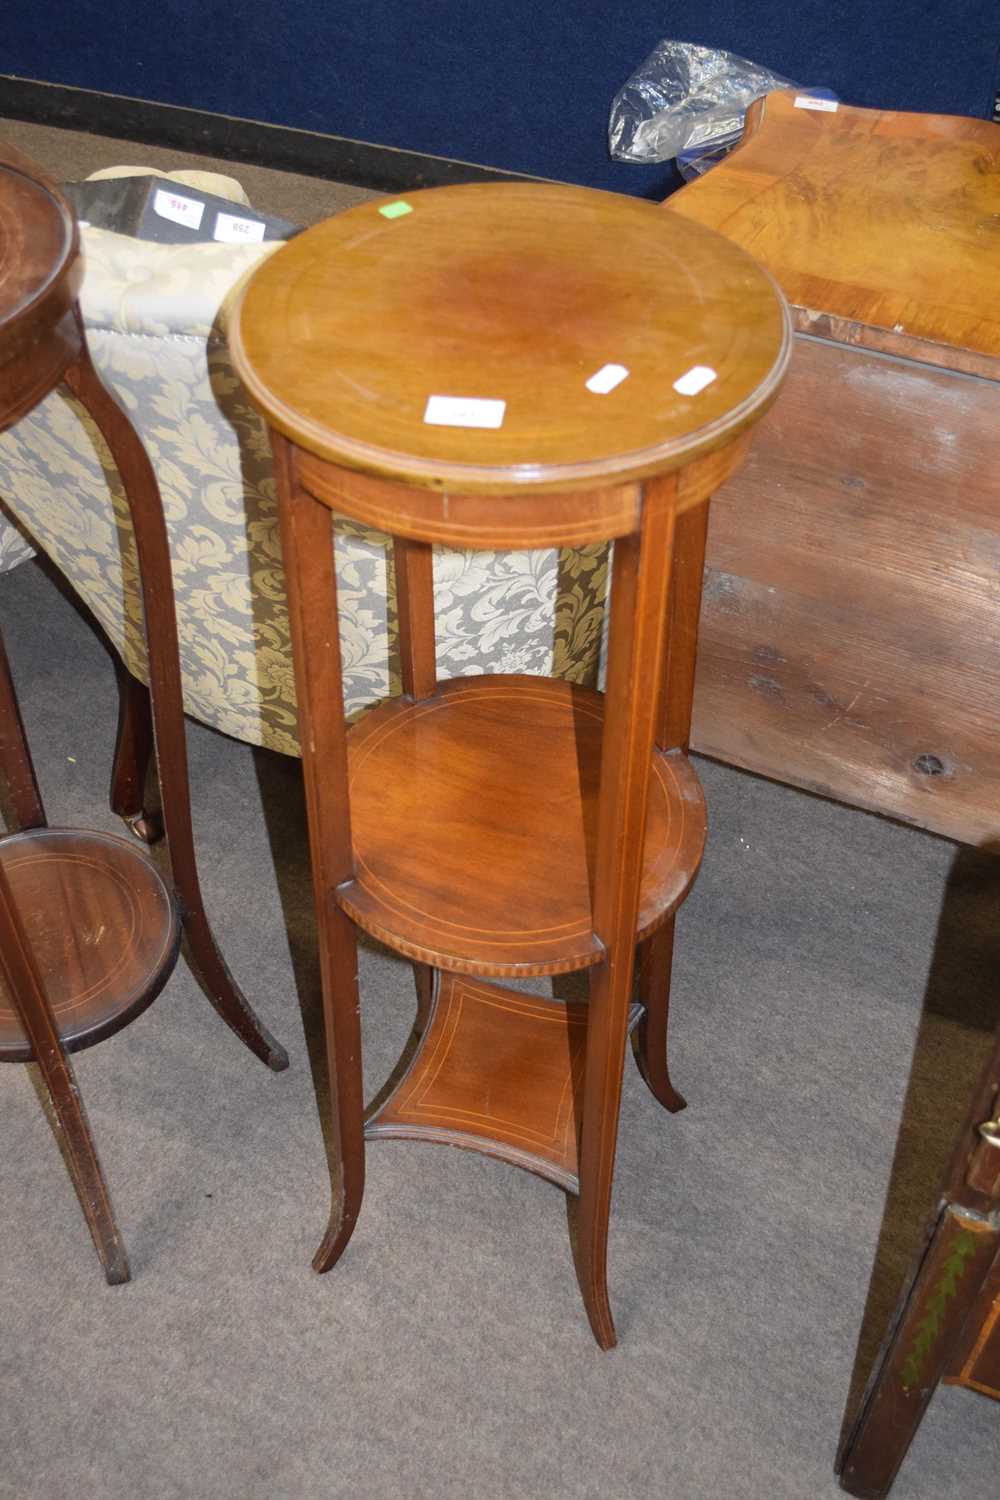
338, 675, 707, 977
0, 827, 180, 1062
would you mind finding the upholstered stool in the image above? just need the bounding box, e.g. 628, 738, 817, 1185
232, 181, 790, 1346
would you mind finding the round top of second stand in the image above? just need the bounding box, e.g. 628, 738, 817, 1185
232, 182, 790, 493
0, 145, 81, 431
0, 827, 180, 1062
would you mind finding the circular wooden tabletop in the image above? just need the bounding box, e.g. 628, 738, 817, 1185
232, 182, 791, 492
0, 146, 81, 431
0, 828, 180, 1062
338, 677, 706, 976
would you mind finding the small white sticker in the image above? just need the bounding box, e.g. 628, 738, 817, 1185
424, 395, 506, 429
673, 365, 717, 397
153, 188, 205, 230
794, 95, 839, 112
586, 363, 630, 395
214, 211, 266, 244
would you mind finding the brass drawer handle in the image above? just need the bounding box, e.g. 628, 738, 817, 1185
978, 1117, 1000, 1147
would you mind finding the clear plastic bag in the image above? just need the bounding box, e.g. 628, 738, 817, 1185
609, 41, 794, 165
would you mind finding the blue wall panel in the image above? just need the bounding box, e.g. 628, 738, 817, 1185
8, 3, 999, 196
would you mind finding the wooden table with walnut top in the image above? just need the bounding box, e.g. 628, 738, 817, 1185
232, 181, 790, 1347
669, 88, 1000, 847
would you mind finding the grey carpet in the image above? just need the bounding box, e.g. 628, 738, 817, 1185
1, 118, 998, 1500
2, 558, 997, 1500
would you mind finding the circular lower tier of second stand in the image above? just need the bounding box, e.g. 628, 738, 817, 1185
338, 674, 707, 977
0, 827, 181, 1062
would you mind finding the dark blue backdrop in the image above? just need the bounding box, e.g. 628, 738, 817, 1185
9, 2, 1000, 197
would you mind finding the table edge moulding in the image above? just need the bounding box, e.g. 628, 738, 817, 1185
0, 141, 287, 1285
232, 181, 791, 1347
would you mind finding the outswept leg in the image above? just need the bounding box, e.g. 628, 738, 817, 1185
573, 957, 627, 1350
109, 664, 161, 843
0, 861, 129, 1283
64, 330, 288, 1072
627, 496, 707, 1117
632, 920, 687, 1113
575, 481, 677, 1349
309, 905, 366, 1272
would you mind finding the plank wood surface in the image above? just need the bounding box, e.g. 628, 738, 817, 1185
689, 336, 1000, 844
669, 93, 1000, 845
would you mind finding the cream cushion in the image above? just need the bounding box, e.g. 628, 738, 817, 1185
0, 227, 608, 754
85, 165, 251, 207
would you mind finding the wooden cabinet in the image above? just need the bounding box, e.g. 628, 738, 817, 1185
669, 90, 1000, 845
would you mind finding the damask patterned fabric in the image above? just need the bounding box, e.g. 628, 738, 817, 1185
0, 228, 609, 757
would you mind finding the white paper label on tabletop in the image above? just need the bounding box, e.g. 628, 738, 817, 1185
153, 189, 206, 230
673, 365, 717, 397
424, 395, 506, 429
214, 212, 266, 244
585, 363, 630, 394
794, 95, 839, 112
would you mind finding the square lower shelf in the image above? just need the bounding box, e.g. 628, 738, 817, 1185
365, 970, 589, 1192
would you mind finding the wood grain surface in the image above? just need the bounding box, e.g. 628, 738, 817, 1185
670, 89, 1000, 379
0, 142, 81, 431
337, 674, 707, 977
367, 970, 588, 1191
669, 96, 1000, 845
232, 181, 790, 492
689, 335, 1000, 844
272, 432, 366, 1274
246, 182, 788, 1343
0, 827, 180, 1061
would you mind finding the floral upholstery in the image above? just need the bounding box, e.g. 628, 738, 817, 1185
0, 514, 33, 575
0, 227, 609, 756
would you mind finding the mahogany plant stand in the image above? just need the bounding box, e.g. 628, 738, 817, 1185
0, 625, 179, 1285
0, 142, 287, 1279
232, 182, 790, 1346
